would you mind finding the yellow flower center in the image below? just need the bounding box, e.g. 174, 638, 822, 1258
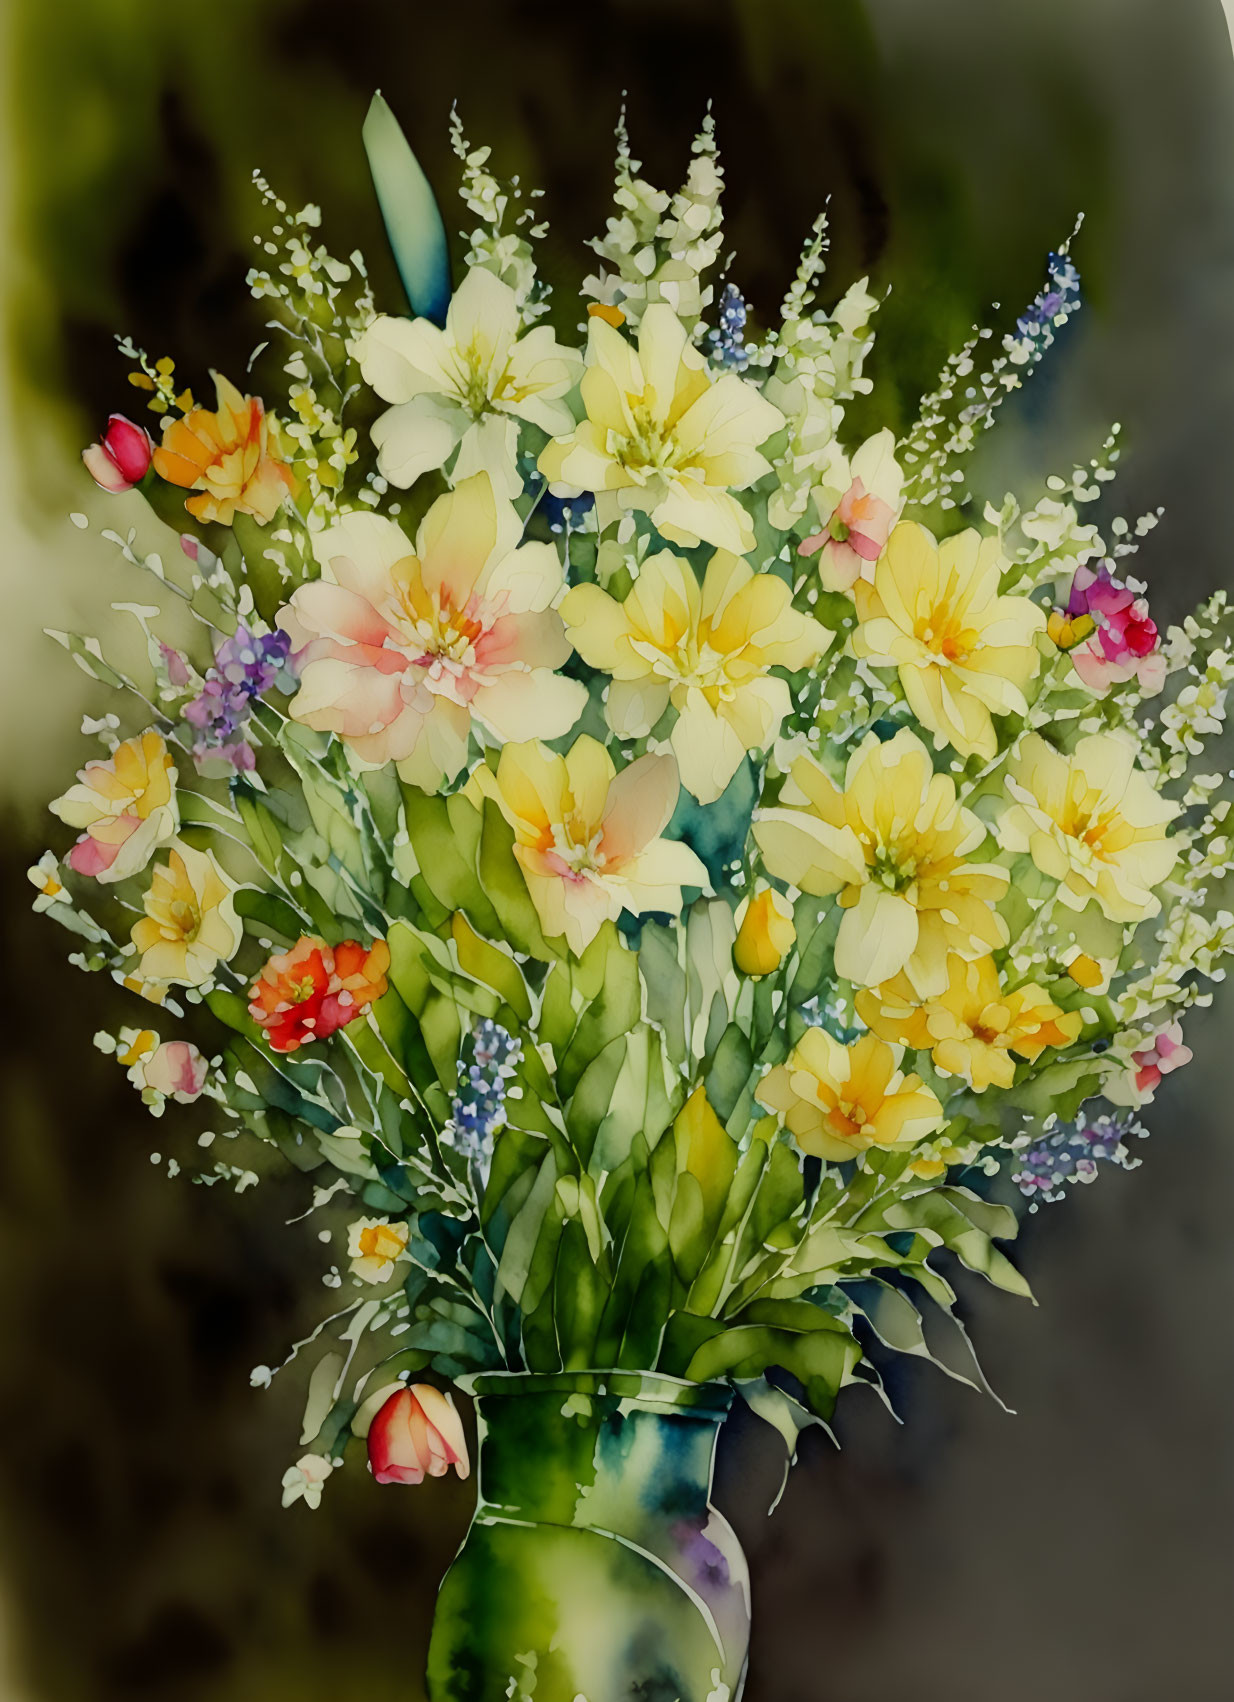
915, 598, 977, 664
163, 897, 200, 942
358, 1224, 403, 1262
1058, 782, 1130, 862
827, 1098, 871, 1140
867, 845, 920, 894
613, 394, 683, 477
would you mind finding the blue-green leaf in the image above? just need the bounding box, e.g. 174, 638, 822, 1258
363, 92, 451, 325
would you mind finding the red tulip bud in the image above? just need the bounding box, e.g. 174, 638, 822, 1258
367, 1383, 470, 1486
82, 415, 154, 493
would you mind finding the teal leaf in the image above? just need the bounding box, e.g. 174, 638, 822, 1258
363, 92, 451, 326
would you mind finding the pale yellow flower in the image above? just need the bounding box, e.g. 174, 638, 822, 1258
560, 549, 827, 802
756, 1029, 944, 1163
50, 730, 178, 883
348, 1217, 410, 1285
852, 522, 1046, 760
753, 729, 1009, 994
357, 266, 582, 497
538, 304, 783, 554
734, 885, 797, 977
857, 954, 1082, 1092
469, 735, 708, 955
130, 843, 242, 987
996, 732, 1180, 922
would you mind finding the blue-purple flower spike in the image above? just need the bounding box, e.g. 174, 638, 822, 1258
446, 1019, 522, 1189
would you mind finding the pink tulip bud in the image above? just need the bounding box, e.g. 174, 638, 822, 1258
367, 1383, 470, 1486
82, 415, 154, 493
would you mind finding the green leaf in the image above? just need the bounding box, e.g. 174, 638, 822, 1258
881, 1191, 1033, 1299
451, 912, 531, 1025
683, 1315, 862, 1421
233, 886, 304, 943
494, 1149, 560, 1308
553, 1221, 605, 1369
363, 92, 451, 325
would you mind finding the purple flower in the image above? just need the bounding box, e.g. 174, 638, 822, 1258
184, 625, 297, 770
1013, 250, 1081, 343
1011, 1110, 1144, 1208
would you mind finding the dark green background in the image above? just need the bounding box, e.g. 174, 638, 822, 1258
2, 2, 1232, 1698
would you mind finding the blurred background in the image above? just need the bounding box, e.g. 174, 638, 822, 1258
2, 0, 1233, 1697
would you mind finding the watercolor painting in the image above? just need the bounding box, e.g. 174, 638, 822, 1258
3, 4, 1233, 1700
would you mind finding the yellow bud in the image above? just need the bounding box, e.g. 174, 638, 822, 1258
734, 886, 797, 977
128, 371, 156, 391
155, 356, 175, 376
587, 301, 626, 328
1066, 952, 1105, 991
118, 1029, 158, 1067
1047, 609, 1096, 652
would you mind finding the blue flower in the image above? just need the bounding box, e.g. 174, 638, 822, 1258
706, 283, 751, 372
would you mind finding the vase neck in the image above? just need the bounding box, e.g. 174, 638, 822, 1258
467, 1372, 732, 1544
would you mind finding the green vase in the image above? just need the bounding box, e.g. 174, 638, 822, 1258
425, 1371, 750, 1702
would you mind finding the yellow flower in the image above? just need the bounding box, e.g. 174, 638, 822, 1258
357, 267, 582, 499
469, 735, 708, 955
130, 843, 242, 987
753, 729, 1009, 995
734, 885, 797, 977
538, 304, 783, 554
756, 1029, 944, 1163
560, 549, 827, 803
50, 730, 178, 884
856, 955, 1083, 1092
348, 1217, 409, 1285
852, 522, 1046, 760
996, 732, 1179, 921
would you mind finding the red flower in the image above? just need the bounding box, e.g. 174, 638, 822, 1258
248, 934, 390, 1052
82, 415, 154, 493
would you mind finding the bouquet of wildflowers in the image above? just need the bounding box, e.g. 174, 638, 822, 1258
34, 95, 1234, 1700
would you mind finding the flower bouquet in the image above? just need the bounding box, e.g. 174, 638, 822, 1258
34, 94, 1234, 1702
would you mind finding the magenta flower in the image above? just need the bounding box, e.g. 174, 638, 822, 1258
1062, 562, 1165, 696
82, 415, 153, 493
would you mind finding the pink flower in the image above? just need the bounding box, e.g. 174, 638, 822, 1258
141, 1040, 209, 1101
278, 473, 587, 791
82, 415, 154, 493
1062, 563, 1165, 696
367, 1384, 470, 1486
1131, 1021, 1193, 1096
799, 429, 902, 592
51, 730, 178, 884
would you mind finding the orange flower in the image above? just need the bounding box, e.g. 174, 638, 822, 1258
248, 935, 390, 1052
152, 373, 296, 525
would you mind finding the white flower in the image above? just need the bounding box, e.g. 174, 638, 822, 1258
356, 266, 582, 497
281, 1453, 333, 1510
